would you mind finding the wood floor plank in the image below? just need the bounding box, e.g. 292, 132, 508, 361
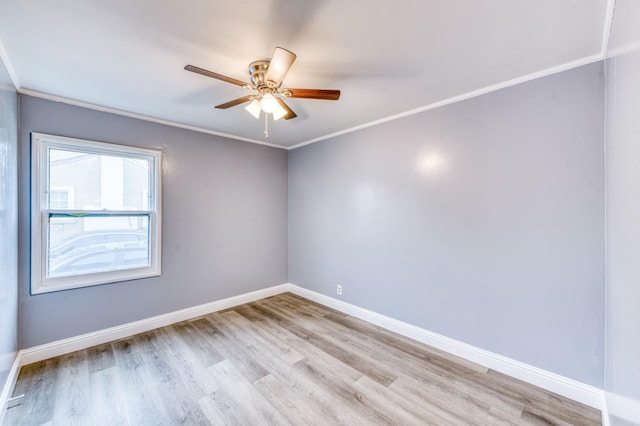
170, 320, 225, 367
110, 338, 171, 426
279, 292, 349, 318
219, 311, 369, 424
519, 408, 575, 426
484, 369, 602, 425
298, 307, 527, 419
129, 331, 210, 424
5, 292, 601, 426
291, 357, 398, 425
200, 360, 290, 425
192, 316, 270, 383
216, 310, 305, 366
391, 373, 519, 425
253, 373, 346, 425
150, 326, 218, 396
9, 358, 59, 425
154, 325, 220, 401
351, 375, 446, 425
86, 343, 116, 373
323, 309, 487, 375
84, 366, 130, 426
250, 299, 398, 386
232, 304, 267, 323
50, 351, 91, 424
233, 304, 364, 383
270, 295, 532, 421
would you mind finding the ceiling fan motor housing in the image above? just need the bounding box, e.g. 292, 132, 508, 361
249, 60, 280, 90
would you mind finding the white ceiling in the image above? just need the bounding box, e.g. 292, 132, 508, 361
0, 0, 609, 148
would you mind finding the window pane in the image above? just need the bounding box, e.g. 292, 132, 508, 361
48, 214, 150, 277
49, 190, 69, 209
49, 148, 150, 210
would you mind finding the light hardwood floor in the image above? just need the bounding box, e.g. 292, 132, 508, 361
5, 293, 601, 425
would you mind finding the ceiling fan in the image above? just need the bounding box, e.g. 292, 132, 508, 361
185, 47, 340, 138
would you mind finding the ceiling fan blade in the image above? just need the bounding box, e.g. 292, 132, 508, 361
185, 65, 249, 87
265, 47, 297, 86
276, 97, 297, 120
284, 88, 340, 100
215, 95, 255, 109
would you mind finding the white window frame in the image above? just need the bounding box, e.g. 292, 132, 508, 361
31, 132, 162, 294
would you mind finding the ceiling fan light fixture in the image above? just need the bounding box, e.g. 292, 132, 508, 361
272, 103, 288, 121
245, 99, 261, 119
185, 45, 340, 138
260, 93, 278, 113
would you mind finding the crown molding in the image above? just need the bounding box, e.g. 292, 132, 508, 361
606, 40, 640, 59
602, 0, 617, 57
0, 39, 20, 90
289, 53, 604, 150
18, 88, 287, 150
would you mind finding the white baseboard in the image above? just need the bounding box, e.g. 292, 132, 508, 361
286, 285, 604, 410
601, 395, 610, 426
20, 283, 293, 366
0, 352, 22, 425
604, 392, 640, 425
13, 282, 605, 418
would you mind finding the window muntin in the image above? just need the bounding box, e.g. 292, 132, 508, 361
31, 133, 162, 294
49, 190, 69, 209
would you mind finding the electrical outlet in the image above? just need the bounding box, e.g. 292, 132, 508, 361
336, 285, 343, 295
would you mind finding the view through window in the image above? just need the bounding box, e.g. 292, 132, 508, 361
31, 133, 162, 294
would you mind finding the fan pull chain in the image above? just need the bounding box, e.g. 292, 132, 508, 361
264, 112, 270, 139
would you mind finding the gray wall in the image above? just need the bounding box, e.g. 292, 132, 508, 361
289, 63, 604, 386
19, 95, 288, 348
0, 58, 18, 393
604, 0, 640, 423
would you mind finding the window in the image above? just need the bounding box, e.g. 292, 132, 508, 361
49, 189, 70, 209
31, 133, 162, 294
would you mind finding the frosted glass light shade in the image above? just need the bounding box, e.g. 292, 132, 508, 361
245, 100, 261, 119
260, 93, 278, 113
272, 103, 287, 121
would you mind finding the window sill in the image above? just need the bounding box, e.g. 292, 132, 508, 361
31, 268, 161, 295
